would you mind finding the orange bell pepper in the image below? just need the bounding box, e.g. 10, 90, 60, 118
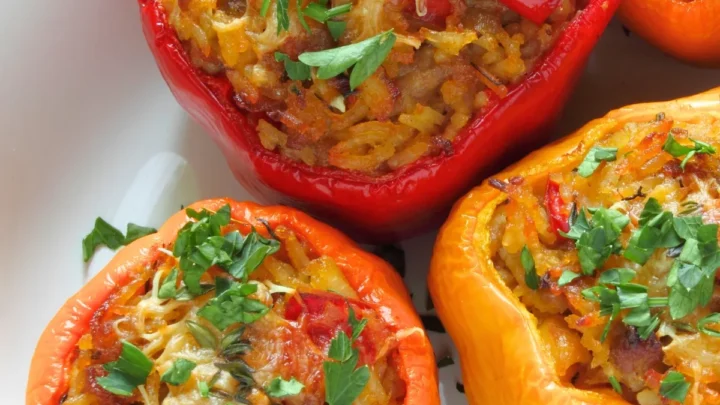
27, 199, 438, 405
619, 0, 720, 67
428, 88, 720, 405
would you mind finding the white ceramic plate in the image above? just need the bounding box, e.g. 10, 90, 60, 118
1, 0, 718, 403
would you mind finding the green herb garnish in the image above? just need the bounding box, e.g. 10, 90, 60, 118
659, 371, 690, 403
198, 380, 210, 397
327, 20, 347, 41
266, 377, 305, 398
557, 270, 580, 286
161, 359, 197, 386
276, 0, 290, 33
96, 341, 153, 396
198, 282, 268, 330
172, 205, 279, 296
158, 268, 179, 299
577, 146, 617, 177
82, 218, 157, 261
608, 375, 622, 394
303, 2, 351, 22
698, 312, 720, 337
323, 310, 370, 405
563, 207, 629, 275
663, 134, 716, 170
299, 30, 396, 90
275, 52, 311, 81
624, 198, 682, 265
520, 246, 540, 290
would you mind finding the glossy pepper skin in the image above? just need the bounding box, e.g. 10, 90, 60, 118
428, 88, 720, 405
619, 0, 720, 67
26, 199, 438, 405
138, 0, 619, 242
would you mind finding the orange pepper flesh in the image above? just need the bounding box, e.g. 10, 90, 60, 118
26, 199, 439, 405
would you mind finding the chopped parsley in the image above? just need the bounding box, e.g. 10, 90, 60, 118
608, 375, 622, 394
557, 270, 580, 286
327, 20, 347, 41
624, 198, 682, 264
697, 312, 720, 337
160, 359, 197, 386
576, 146, 617, 177
96, 341, 153, 396
323, 307, 370, 405
561, 207, 629, 275
198, 281, 269, 330
663, 134, 716, 170
82, 218, 157, 261
520, 246, 540, 290
303, 2, 351, 22
275, 52, 311, 81
299, 30, 396, 90
172, 204, 279, 296
660, 371, 690, 403
266, 376, 305, 398
158, 268, 179, 299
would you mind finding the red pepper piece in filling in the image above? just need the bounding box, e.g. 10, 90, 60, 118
544, 178, 570, 236
500, 0, 562, 25
285, 292, 386, 365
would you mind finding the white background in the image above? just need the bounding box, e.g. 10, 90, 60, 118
1, 0, 717, 403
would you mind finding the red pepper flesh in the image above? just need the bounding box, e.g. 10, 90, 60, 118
138, 0, 620, 242
500, 0, 562, 25
544, 178, 570, 236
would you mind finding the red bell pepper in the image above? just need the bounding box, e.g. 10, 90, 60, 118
138, 0, 619, 242
544, 178, 570, 236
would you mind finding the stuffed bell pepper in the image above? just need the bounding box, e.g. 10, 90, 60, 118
27, 199, 437, 405
429, 88, 720, 405
619, 0, 720, 67
138, 0, 620, 240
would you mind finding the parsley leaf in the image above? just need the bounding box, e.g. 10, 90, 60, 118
659, 371, 690, 403
624, 198, 682, 265
198, 381, 210, 397
557, 270, 580, 286
327, 20, 347, 41
158, 268, 179, 299
266, 377, 305, 398
124, 223, 158, 244
608, 376, 622, 394
299, 30, 396, 90
276, 0, 290, 33
303, 2, 351, 22
161, 359, 196, 386
324, 310, 370, 405
598, 268, 636, 286
198, 282, 268, 330
348, 306, 368, 340
563, 207, 628, 275
275, 52, 311, 81
577, 146, 617, 177
520, 246, 540, 290
96, 341, 153, 396
663, 134, 716, 170
82, 218, 128, 261
324, 352, 370, 405
227, 230, 281, 280
698, 312, 720, 337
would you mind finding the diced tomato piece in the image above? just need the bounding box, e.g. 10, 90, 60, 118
500, 0, 561, 25
284, 292, 388, 365
544, 179, 570, 237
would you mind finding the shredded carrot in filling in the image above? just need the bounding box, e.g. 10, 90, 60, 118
490, 114, 720, 405
62, 207, 408, 405
162, 0, 577, 175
